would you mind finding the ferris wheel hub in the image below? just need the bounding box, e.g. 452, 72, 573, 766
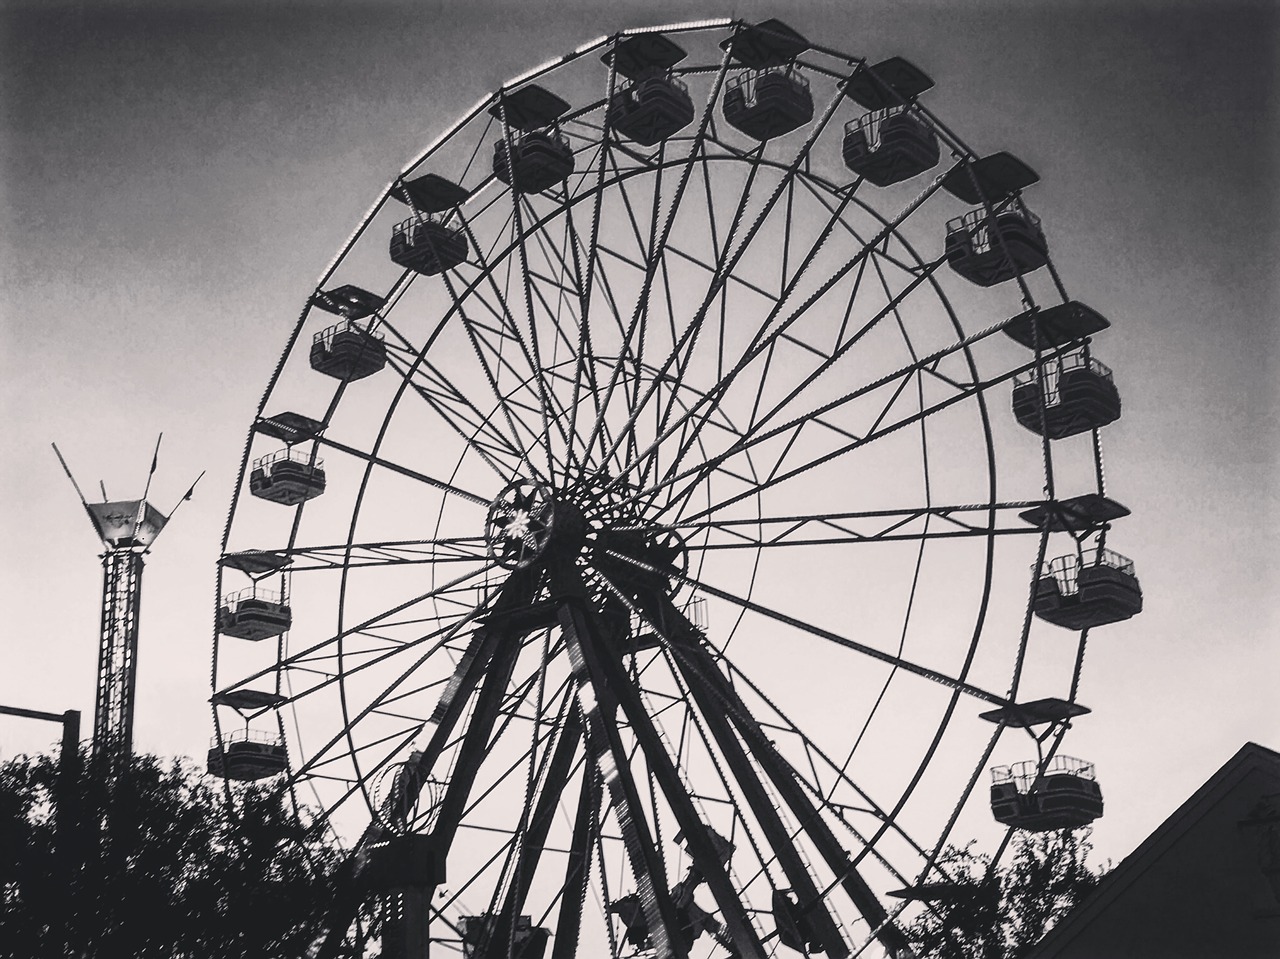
483, 474, 687, 595
485, 479, 556, 569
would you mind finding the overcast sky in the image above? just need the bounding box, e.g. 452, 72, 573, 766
2, 0, 1276, 874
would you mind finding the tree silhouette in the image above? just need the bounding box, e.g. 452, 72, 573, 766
1, 749, 1108, 958
903, 832, 1106, 959
0, 749, 353, 958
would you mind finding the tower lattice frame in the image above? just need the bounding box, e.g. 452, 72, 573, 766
93, 548, 146, 781
55, 439, 199, 787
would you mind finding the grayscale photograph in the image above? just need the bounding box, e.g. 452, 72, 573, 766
2, 2, 1276, 957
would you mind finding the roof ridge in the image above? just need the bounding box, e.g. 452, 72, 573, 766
1028, 740, 1280, 957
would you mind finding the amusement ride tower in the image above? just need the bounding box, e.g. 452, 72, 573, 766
54, 439, 199, 784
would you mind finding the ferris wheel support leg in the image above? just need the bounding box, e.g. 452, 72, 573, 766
480, 710, 585, 959
382, 887, 432, 959
369, 632, 524, 959
311, 574, 543, 959
552, 561, 769, 959
548, 760, 602, 959
653, 599, 912, 959
643, 599, 851, 959
551, 562, 689, 959
421, 626, 524, 860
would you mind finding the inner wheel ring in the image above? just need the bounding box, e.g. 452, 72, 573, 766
485, 479, 556, 570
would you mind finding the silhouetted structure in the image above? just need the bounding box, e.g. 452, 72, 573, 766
1030, 742, 1280, 959
53, 440, 198, 785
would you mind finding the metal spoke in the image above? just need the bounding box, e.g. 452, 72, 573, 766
315, 434, 494, 508
221, 561, 497, 717
617, 165, 958, 500
631, 84, 856, 487
655, 330, 1062, 525
223, 535, 489, 572
389, 354, 529, 481
579, 38, 740, 465
601, 548, 1008, 707
616, 501, 1041, 552
436, 213, 561, 483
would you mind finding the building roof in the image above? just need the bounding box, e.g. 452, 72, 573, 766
1029, 741, 1280, 957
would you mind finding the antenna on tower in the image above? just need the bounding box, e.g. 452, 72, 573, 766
165, 469, 206, 526
53, 440, 196, 786
52, 442, 91, 507
130, 433, 163, 544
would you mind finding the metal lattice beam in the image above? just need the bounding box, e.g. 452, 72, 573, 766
92, 549, 145, 783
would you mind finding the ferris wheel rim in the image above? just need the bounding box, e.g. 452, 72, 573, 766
207, 17, 1124, 959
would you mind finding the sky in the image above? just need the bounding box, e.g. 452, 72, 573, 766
2, 0, 1277, 884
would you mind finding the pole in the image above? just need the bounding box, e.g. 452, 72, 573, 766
0, 706, 83, 808
0, 704, 83, 864
59, 709, 83, 795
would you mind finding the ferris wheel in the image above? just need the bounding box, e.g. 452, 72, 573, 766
209, 18, 1142, 959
